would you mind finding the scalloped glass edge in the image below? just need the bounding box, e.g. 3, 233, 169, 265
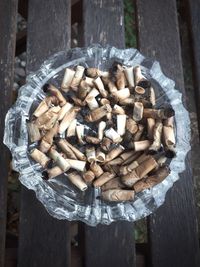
3, 44, 191, 226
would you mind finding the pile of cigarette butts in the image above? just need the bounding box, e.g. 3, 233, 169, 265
28, 63, 176, 202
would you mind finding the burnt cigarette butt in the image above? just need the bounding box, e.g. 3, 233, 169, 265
134, 66, 150, 88
67, 171, 88, 191
133, 124, 144, 141
43, 84, 66, 106
106, 158, 123, 165
126, 118, 138, 134
162, 125, 176, 158
61, 140, 86, 160
83, 170, 95, 184
61, 68, 75, 92
98, 121, 106, 140
86, 96, 99, 110
94, 76, 108, 98
86, 104, 112, 122
67, 159, 86, 172
147, 118, 155, 140
119, 97, 135, 106
96, 149, 106, 162
100, 137, 113, 152
59, 107, 80, 134
112, 104, 125, 115
27, 122, 41, 142
117, 114, 126, 136
105, 145, 125, 162
105, 128, 122, 143
124, 66, 134, 88
85, 136, 101, 144
57, 139, 77, 159
57, 102, 73, 121
30, 148, 50, 168
35, 106, 60, 130
93, 172, 115, 188
48, 147, 71, 171
134, 140, 151, 151
113, 88, 130, 101
85, 68, 101, 78
86, 147, 96, 163
71, 96, 85, 107
46, 166, 64, 179
115, 64, 127, 90
78, 80, 91, 100
66, 119, 77, 137
107, 80, 118, 94
102, 189, 135, 202
133, 102, 144, 121
135, 86, 145, 95
70, 65, 85, 90
143, 107, 175, 120
134, 165, 170, 193
90, 162, 104, 177
76, 124, 85, 144
149, 121, 163, 152
84, 88, 99, 102
149, 86, 156, 107
101, 177, 125, 191
84, 76, 94, 87
39, 122, 59, 153
33, 98, 49, 118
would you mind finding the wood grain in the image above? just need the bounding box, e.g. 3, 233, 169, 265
82, 1, 135, 267
18, 1, 71, 267
187, 0, 200, 138
0, 1, 18, 266
136, 1, 200, 266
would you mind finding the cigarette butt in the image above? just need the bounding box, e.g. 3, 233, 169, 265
70, 65, 85, 90
96, 149, 106, 162
112, 104, 125, 115
57, 139, 77, 159
43, 84, 66, 106
105, 128, 122, 143
86, 104, 112, 122
101, 177, 125, 191
134, 140, 151, 151
134, 66, 150, 88
100, 137, 113, 152
133, 124, 144, 141
143, 108, 175, 120
93, 172, 115, 188
76, 124, 85, 144
33, 98, 49, 118
134, 165, 170, 193
57, 102, 74, 121
124, 66, 134, 88
85, 68, 101, 78
135, 86, 145, 95
105, 145, 125, 162
66, 119, 77, 137
48, 147, 71, 171
61, 140, 86, 161
94, 76, 108, 98
126, 118, 138, 134
83, 170, 95, 184
147, 118, 155, 140
98, 121, 106, 140
67, 159, 86, 172
27, 122, 41, 142
78, 80, 91, 100
149, 86, 156, 107
102, 189, 135, 202
30, 148, 50, 168
117, 114, 126, 136
90, 162, 104, 177
113, 88, 130, 101
85, 136, 101, 144
133, 102, 144, 121
59, 107, 80, 134
149, 121, 163, 152
61, 68, 75, 92
115, 64, 127, 90
67, 171, 88, 191
86, 96, 99, 110
84, 76, 94, 87
71, 96, 85, 107
119, 97, 135, 106
45, 166, 64, 179
86, 147, 96, 163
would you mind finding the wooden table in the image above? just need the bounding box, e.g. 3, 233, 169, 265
0, 1, 200, 266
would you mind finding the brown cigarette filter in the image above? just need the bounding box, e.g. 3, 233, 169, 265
57, 139, 77, 159
33, 98, 49, 118
46, 166, 64, 179
67, 159, 86, 172
48, 147, 71, 171
112, 104, 125, 115
115, 64, 127, 90
67, 171, 88, 191
78, 80, 91, 100
105, 145, 125, 162
133, 102, 144, 121
30, 148, 50, 168
59, 107, 80, 134
133, 124, 144, 141
96, 149, 106, 162
39, 122, 59, 153
43, 84, 66, 106
27, 122, 41, 142
57, 102, 73, 121
61, 140, 86, 161
119, 97, 135, 106
149, 121, 163, 152
85, 136, 101, 144
93, 172, 115, 188
100, 137, 113, 152
61, 68, 75, 92
124, 66, 134, 88
143, 108, 175, 120
82, 170, 95, 184
134, 165, 170, 193
86, 104, 112, 122
134, 140, 151, 151
35, 106, 60, 130
66, 119, 77, 137
90, 162, 104, 177
102, 189, 135, 202
85, 68, 101, 78
126, 118, 138, 134
135, 86, 145, 95
101, 177, 126, 191
70, 65, 85, 90
86, 147, 96, 163
162, 125, 176, 157
94, 76, 108, 98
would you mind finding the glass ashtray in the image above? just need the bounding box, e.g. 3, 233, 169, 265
4, 44, 190, 226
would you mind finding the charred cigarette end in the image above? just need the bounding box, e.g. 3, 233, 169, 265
124, 66, 134, 88
101, 177, 125, 191
90, 162, 104, 177
100, 137, 113, 152
44, 166, 64, 179
105, 145, 125, 162
102, 189, 135, 202
105, 128, 122, 143
43, 83, 50, 93
83, 170, 95, 184
126, 118, 138, 135
164, 107, 175, 118
133, 102, 144, 121
27, 122, 41, 142
85, 136, 101, 144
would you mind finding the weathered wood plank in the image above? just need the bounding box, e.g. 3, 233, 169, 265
187, 0, 200, 137
136, 1, 200, 266
0, 1, 18, 266
82, 1, 135, 267
18, 1, 71, 267
83, 0, 125, 48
